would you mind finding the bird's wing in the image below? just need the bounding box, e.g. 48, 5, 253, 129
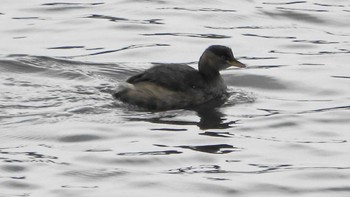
126, 64, 205, 92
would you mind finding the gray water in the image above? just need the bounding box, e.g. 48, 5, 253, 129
1, 0, 350, 196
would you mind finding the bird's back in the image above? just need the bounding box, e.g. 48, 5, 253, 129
127, 64, 206, 92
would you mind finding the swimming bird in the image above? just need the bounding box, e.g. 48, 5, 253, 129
113, 45, 245, 110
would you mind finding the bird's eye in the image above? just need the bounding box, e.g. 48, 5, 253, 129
221, 56, 227, 60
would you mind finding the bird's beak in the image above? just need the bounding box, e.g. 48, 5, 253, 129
227, 59, 246, 68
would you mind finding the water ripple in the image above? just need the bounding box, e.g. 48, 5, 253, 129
178, 144, 240, 154
262, 1, 306, 5
117, 150, 182, 156
86, 14, 164, 24
269, 49, 350, 55
167, 164, 350, 175
40, 2, 104, 11
1, 1, 350, 196
242, 33, 296, 39
67, 44, 169, 57
141, 33, 231, 39
62, 168, 127, 180
261, 10, 327, 24
58, 134, 103, 143
159, 7, 237, 12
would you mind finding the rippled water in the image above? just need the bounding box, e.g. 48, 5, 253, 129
1, 0, 350, 196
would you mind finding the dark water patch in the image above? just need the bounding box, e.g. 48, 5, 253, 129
86, 14, 163, 24
262, 1, 306, 5
0, 150, 58, 160
85, 149, 112, 152
58, 134, 102, 143
299, 63, 325, 66
297, 105, 350, 115
107, 157, 165, 166
141, 33, 230, 39
1, 180, 38, 189
86, 47, 104, 51
117, 150, 182, 156
62, 168, 127, 180
314, 3, 345, 8
154, 143, 240, 154
40, 2, 104, 12
270, 49, 350, 55
240, 56, 278, 60
47, 46, 85, 50
126, 116, 196, 126
332, 75, 350, 79
206, 25, 295, 30
242, 33, 295, 39
13, 36, 26, 39
167, 165, 227, 174
0, 157, 68, 165
254, 108, 287, 116
262, 10, 326, 24
199, 131, 234, 138
268, 121, 298, 128
178, 144, 239, 154
159, 7, 236, 12
42, 2, 104, 6
276, 7, 328, 13
12, 17, 44, 20
1, 165, 26, 172
323, 187, 350, 192
293, 39, 339, 44
61, 185, 99, 189
150, 128, 187, 131
86, 14, 126, 21
248, 163, 293, 172
125, 0, 168, 3
206, 177, 230, 181
0, 176, 26, 180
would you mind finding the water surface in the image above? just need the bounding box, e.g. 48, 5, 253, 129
1, 0, 350, 196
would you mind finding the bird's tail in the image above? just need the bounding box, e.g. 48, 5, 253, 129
113, 82, 134, 99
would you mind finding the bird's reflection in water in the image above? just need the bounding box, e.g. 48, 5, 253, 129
125, 95, 237, 130
194, 96, 238, 130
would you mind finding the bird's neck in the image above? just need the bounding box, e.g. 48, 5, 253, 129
198, 59, 220, 81
199, 67, 220, 81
